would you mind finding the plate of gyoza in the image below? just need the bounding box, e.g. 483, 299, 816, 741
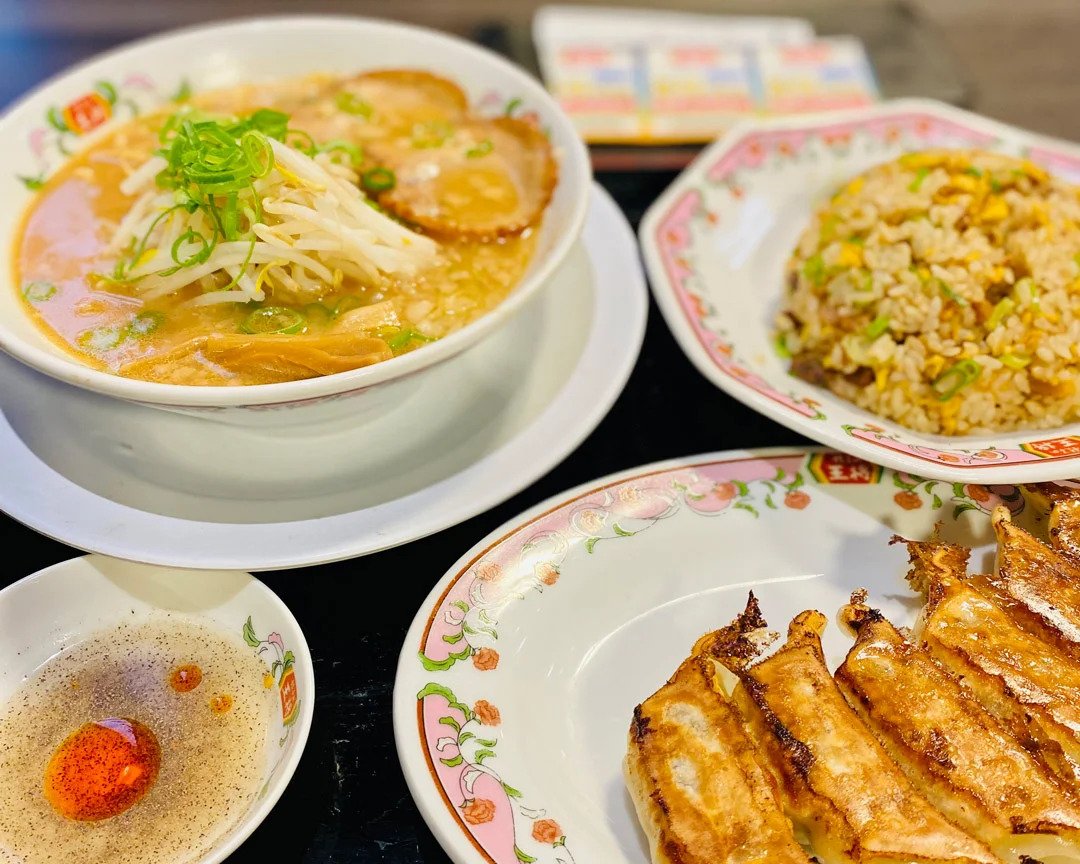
394, 446, 1080, 864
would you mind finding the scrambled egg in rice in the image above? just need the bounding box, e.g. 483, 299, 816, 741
779, 150, 1080, 435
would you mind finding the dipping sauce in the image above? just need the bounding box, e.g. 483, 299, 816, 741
0, 616, 274, 864
44, 717, 161, 821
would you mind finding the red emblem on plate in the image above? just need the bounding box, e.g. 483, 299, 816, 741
1022, 436, 1080, 459
808, 452, 882, 484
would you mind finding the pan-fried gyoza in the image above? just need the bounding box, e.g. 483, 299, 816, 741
984, 506, 1080, 655
837, 596, 1080, 864
626, 491, 1080, 864
1024, 483, 1080, 563
701, 600, 996, 864
902, 533, 1080, 787
624, 604, 813, 864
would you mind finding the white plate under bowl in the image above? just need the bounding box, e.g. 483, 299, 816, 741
0, 185, 646, 570
0, 554, 314, 864
393, 447, 1026, 864
640, 98, 1080, 484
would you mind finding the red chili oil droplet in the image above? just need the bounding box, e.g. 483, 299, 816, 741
209, 694, 233, 715
169, 663, 203, 693
43, 717, 161, 821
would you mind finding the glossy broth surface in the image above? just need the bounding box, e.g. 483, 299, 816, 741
14, 75, 541, 385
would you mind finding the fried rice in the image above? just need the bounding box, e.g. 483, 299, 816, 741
778, 149, 1080, 435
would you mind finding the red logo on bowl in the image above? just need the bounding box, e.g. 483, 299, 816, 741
279, 668, 299, 725
62, 92, 112, 135
808, 452, 882, 484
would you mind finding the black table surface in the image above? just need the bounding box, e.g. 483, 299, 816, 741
0, 26, 816, 864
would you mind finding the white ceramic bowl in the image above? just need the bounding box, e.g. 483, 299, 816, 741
0, 554, 314, 863
641, 99, 1080, 483
0, 16, 591, 428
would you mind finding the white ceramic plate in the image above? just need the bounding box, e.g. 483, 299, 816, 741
393, 446, 1027, 864
0, 185, 645, 570
0, 554, 313, 863
640, 99, 1080, 484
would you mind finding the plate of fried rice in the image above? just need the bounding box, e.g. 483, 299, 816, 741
641, 99, 1080, 482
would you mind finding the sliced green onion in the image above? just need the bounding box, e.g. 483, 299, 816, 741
319, 140, 363, 166
170, 229, 213, 267
220, 193, 241, 242
304, 302, 334, 324
1074, 251, 1080, 269
240, 306, 306, 335
865, 314, 890, 339
242, 130, 275, 177
504, 97, 523, 116
244, 109, 289, 140
990, 177, 1003, 193
773, 331, 792, 359
121, 204, 183, 279
466, 139, 494, 159
23, 281, 56, 302
1000, 352, 1031, 370
387, 328, 434, 351
77, 325, 127, 353
964, 166, 983, 178
115, 106, 315, 292
847, 233, 866, 246
217, 237, 257, 292
802, 254, 827, 286
986, 297, 1015, 329
1015, 277, 1041, 314
362, 167, 396, 194
285, 128, 317, 156
909, 166, 930, 192
128, 310, 164, 337
932, 358, 982, 401
336, 92, 372, 118
939, 280, 968, 306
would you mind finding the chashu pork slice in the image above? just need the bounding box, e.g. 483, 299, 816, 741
625, 600, 813, 864
836, 595, 1080, 864
901, 536, 1080, 787
700, 600, 998, 864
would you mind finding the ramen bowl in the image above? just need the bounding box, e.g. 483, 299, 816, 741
0, 16, 591, 429
0, 554, 314, 863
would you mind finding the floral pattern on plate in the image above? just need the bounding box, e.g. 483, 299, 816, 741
409, 449, 1016, 864
640, 100, 1080, 482
19, 74, 168, 190
242, 615, 303, 796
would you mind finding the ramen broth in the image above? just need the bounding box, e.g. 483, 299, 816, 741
13, 74, 547, 385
